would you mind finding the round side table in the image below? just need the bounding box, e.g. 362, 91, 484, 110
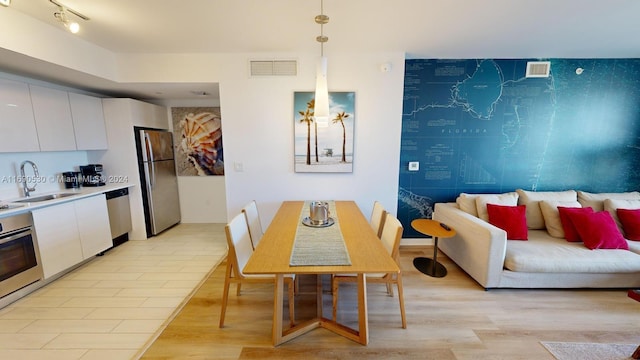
411, 219, 456, 278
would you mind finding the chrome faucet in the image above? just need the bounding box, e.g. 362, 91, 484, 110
20, 160, 39, 197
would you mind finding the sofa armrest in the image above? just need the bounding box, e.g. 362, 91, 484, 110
433, 202, 507, 288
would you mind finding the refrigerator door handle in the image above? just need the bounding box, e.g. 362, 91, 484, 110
144, 133, 156, 189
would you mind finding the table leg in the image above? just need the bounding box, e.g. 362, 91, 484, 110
413, 236, 448, 277
357, 273, 369, 345
272, 274, 284, 345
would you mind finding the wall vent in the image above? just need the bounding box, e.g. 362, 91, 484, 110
250, 60, 297, 76
526, 61, 551, 78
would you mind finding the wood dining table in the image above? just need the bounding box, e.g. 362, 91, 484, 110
243, 200, 399, 346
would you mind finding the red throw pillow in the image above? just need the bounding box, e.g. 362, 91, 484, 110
486, 203, 528, 240
617, 208, 640, 241
558, 206, 593, 242
567, 210, 629, 250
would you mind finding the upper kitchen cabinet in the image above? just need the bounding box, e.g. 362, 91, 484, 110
0, 78, 40, 152
131, 99, 169, 130
69, 92, 108, 150
29, 85, 77, 151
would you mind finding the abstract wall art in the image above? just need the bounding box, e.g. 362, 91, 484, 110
171, 107, 224, 176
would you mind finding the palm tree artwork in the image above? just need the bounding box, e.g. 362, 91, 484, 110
332, 111, 349, 163
298, 102, 314, 165
294, 91, 355, 173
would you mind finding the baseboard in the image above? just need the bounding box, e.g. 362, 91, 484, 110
400, 237, 434, 247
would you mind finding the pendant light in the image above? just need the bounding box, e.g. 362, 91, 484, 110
314, 0, 330, 127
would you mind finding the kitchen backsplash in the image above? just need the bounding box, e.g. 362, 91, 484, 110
0, 152, 89, 201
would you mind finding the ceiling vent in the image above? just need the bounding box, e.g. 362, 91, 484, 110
250, 60, 297, 76
526, 61, 551, 78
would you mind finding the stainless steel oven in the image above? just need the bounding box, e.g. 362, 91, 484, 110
0, 212, 43, 299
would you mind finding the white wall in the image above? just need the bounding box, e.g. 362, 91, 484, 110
218, 53, 405, 227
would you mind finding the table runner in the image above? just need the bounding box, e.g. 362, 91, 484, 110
289, 200, 352, 266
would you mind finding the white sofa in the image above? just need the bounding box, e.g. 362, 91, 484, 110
432, 190, 640, 289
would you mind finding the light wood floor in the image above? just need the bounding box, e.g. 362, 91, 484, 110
140, 246, 640, 360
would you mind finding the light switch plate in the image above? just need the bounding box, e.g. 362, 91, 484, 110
408, 161, 419, 171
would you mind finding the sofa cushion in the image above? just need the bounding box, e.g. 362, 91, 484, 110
456, 193, 482, 217
504, 230, 640, 273
577, 191, 640, 212
617, 208, 640, 241
456, 192, 518, 218
516, 189, 577, 230
568, 211, 629, 250
474, 192, 519, 222
604, 198, 640, 234
558, 206, 594, 242
539, 200, 582, 238
487, 203, 528, 240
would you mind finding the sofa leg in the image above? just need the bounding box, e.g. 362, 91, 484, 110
632, 344, 640, 359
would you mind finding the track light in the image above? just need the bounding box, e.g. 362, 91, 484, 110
50, 0, 89, 34
54, 8, 80, 33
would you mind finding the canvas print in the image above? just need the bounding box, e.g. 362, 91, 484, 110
294, 91, 355, 173
171, 107, 224, 176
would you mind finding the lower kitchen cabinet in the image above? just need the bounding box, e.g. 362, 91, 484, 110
32, 194, 112, 279
75, 194, 112, 258
32, 202, 83, 279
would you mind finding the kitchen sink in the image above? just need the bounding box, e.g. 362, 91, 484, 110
0, 203, 25, 211
13, 193, 77, 203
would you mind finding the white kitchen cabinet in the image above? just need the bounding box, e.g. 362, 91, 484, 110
29, 84, 77, 151
0, 78, 40, 152
75, 194, 112, 259
32, 202, 84, 279
69, 92, 108, 150
32, 194, 112, 279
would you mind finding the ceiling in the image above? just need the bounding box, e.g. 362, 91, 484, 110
2, 0, 640, 100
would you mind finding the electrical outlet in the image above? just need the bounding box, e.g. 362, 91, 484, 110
408, 162, 419, 171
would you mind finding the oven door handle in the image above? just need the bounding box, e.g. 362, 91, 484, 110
0, 229, 32, 246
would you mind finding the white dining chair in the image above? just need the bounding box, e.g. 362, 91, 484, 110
242, 200, 264, 249
370, 200, 387, 238
219, 213, 295, 328
332, 213, 407, 328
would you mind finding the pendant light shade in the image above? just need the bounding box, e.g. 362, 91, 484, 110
313, 0, 330, 128
315, 56, 329, 127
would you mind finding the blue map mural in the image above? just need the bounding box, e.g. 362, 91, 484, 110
399, 59, 640, 237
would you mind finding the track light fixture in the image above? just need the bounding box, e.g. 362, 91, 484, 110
54, 9, 80, 33
50, 0, 89, 34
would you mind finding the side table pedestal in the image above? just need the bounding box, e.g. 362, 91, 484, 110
410, 219, 456, 278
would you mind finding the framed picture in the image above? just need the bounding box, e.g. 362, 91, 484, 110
294, 91, 355, 173
171, 107, 224, 176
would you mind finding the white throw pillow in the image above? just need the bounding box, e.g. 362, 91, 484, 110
474, 192, 519, 222
577, 191, 640, 212
539, 200, 582, 238
456, 193, 481, 217
516, 189, 577, 230
603, 198, 640, 233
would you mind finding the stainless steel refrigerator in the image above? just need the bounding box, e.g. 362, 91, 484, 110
136, 128, 181, 236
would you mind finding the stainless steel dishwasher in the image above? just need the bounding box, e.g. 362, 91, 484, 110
105, 188, 132, 248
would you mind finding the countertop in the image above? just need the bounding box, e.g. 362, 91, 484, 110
0, 183, 135, 218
